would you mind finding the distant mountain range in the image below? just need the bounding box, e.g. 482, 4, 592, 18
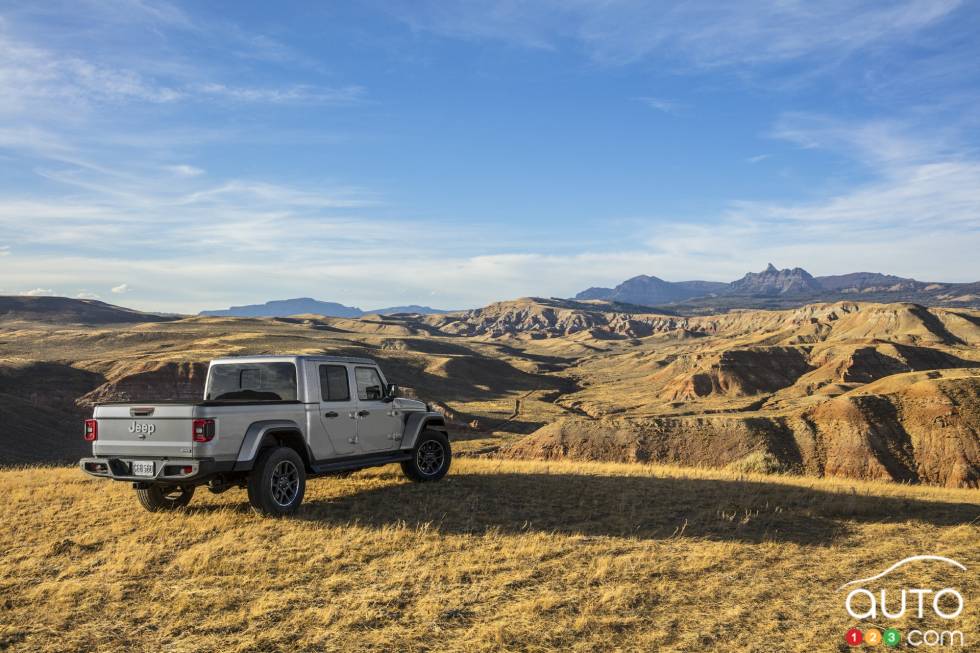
574, 264, 980, 311
577, 277, 728, 304
198, 298, 450, 318
3, 265, 977, 329
0, 296, 175, 324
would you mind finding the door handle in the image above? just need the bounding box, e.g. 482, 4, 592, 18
324, 411, 339, 418
357, 410, 370, 417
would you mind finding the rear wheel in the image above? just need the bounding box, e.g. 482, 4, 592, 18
401, 430, 451, 482
135, 484, 195, 512
247, 447, 306, 516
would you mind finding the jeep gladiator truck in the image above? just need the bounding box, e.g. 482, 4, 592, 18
80, 355, 451, 516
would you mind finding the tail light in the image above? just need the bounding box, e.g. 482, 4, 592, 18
192, 419, 215, 442
83, 419, 98, 441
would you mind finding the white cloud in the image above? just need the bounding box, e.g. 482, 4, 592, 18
1, 111, 978, 312
746, 154, 771, 164
5, 218, 976, 314
75, 291, 101, 299
19, 287, 55, 296
756, 115, 980, 231
733, 160, 980, 229
165, 164, 204, 177
0, 147, 388, 257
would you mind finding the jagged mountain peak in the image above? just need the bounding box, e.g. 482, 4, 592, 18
573, 267, 978, 311
574, 275, 727, 305
727, 265, 820, 296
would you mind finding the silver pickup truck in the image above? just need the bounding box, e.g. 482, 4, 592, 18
80, 355, 451, 515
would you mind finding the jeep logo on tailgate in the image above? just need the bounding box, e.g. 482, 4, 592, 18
128, 421, 156, 436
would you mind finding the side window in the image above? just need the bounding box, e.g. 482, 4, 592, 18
354, 367, 383, 401
319, 365, 350, 402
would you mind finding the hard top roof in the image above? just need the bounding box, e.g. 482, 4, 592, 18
209, 354, 378, 365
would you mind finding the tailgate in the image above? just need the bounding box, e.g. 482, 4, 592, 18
92, 404, 197, 458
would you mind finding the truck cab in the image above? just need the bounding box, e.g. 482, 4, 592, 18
80, 355, 451, 516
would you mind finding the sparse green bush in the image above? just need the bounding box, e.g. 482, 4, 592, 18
725, 450, 786, 475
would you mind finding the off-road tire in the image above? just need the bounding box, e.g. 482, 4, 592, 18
135, 484, 195, 512
401, 429, 452, 482
247, 446, 306, 516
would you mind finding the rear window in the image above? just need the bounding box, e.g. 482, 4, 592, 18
319, 365, 350, 402
206, 363, 298, 401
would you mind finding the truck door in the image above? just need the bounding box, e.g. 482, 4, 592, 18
353, 366, 402, 453
315, 364, 357, 457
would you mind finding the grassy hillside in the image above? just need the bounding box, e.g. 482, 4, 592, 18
1, 459, 977, 652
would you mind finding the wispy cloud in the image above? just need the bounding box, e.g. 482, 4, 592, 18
637, 96, 680, 114
735, 159, 980, 229
111, 283, 131, 294
69, 0, 195, 30
165, 164, 204, 177
384, 1, 961, 69
0, 32, 180, 114
0, 26, 363, 119
191, 82, 365, 105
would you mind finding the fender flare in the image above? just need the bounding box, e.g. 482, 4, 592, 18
400, 412, 448, 450
233, 420, 307, 470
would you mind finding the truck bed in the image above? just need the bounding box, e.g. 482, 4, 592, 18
94, 400, 306, 406
91, 401, 310, 459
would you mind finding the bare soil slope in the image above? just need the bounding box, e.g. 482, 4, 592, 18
476, 301, 980, 487
505, 369, 980, 487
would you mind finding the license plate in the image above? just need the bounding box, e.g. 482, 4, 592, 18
131, 461, 154, 477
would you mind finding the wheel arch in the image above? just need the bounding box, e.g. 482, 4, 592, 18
400, 412, 448, 450
234, 420, 313, 471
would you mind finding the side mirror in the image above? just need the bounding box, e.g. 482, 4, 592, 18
383, 383, 399, 402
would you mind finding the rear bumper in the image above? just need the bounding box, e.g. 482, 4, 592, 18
79, 456, 234, 484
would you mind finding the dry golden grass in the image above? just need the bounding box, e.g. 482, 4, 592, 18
1, 458, 977, 652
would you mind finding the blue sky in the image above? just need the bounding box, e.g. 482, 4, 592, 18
0, 0, 978, 312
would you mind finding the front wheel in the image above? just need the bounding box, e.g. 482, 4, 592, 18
135, 484, 195, 512
401, 430, 451, 482
247, 447, 306, 516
